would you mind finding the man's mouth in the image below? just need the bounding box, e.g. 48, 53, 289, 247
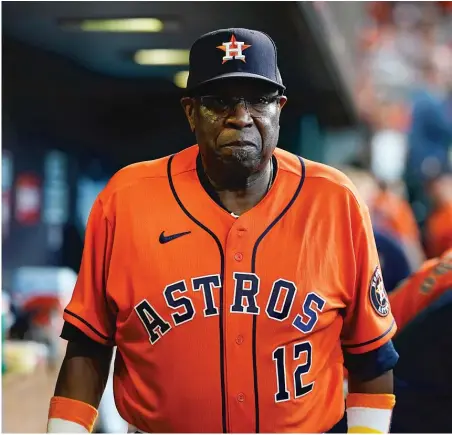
219, 140, 256, 148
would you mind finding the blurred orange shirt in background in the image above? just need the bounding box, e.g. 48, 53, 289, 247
371, 189, 421, 243
23, 295, 62, 327
424, 203, 452, 258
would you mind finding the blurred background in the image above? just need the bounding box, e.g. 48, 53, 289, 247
2, 1, 452, 433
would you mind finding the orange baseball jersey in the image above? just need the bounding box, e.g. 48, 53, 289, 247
389, 248, 452, 331
64, 145, 396, 433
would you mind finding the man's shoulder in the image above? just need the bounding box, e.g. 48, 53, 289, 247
276, 148, 362, 199
98, 154, 171, 204
305, 158, 368, 208
97, 145, 198, 210
303, 158, 356, 189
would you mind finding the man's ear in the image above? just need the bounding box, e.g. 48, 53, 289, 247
278, 95, 288, 110
181, 97, 196, 132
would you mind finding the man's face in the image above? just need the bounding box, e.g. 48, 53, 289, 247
182, 78, 287, 178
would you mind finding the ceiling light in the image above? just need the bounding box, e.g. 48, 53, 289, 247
78, 18, 164, 33
174, 71, 189, 88
134, 49, 190, 66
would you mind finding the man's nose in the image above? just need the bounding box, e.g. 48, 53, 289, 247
225, 101, 253, 129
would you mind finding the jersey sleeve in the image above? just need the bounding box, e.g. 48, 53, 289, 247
63, 198, 116, 346
343, 340, 399, 381
341, 203, 397, 354
389, 249, 452, 331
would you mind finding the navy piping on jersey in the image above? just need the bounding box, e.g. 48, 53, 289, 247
195, 153, 278, 212
251, 155, 306, 433
342, 319, 396, 349
167, 154, 227, 433
64, 309, 112, 342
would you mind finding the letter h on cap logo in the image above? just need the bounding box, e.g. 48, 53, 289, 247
217, 34, 251, 64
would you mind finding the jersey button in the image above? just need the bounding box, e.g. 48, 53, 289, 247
237, 393, 245, 402
234, 252, 243, 262
235, 335, 244, 345
237, 227, 247, 237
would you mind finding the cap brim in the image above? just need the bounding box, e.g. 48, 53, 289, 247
187, 72, 286, 92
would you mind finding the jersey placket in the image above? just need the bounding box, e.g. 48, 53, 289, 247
223, 217, 256, 433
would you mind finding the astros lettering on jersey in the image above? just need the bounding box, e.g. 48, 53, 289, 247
64, 145, 396, 433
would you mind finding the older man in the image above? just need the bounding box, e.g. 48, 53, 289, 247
47, 28, 398, 433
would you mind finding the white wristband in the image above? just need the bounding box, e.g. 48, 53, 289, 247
47, 418, 89, 433
347, 407, 393, 433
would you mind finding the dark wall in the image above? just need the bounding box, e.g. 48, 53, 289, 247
2, 37, 194, 165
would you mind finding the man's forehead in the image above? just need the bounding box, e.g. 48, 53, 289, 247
197, 78, 279, 96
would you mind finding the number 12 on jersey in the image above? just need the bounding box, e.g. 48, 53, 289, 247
272, 341, 314, 402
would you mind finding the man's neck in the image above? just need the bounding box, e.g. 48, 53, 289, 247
198, 156, 274, 217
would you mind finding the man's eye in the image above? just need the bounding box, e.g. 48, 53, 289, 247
204, 97, 228, 109
250, 97, 272, 106
213, 97, 227, 106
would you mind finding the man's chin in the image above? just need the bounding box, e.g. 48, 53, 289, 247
217, 145, 259, 165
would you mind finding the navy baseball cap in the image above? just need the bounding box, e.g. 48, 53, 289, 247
186, 28, 285, 93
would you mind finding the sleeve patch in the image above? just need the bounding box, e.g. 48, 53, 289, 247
369, 267, 390, 317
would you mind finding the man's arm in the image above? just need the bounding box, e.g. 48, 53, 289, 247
48, 196, 116, 433
48, 324, 114, 433
346, 372, 396, 434
54, 340, 113, 407
348, 369, 393, 395
345, 339, 397, 395
343, 342, 397, 434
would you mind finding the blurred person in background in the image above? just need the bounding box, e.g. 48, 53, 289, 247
371, 180, 425, 269
419, 63, 452, 258
349, 5, 452, 431
389, 247, 452, 331
336, 247, 452, 433
368, 102, 426, 271
405, 60, 452, 211
353, 0, 452, 271
6, 267, 77, 373
341, 163, 421, 291
424, 169, 452, 258
389, 248, 452, 433
22, 295, 62, 372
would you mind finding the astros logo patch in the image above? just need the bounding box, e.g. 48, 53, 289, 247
369, 266, 389, 317
217, 34, 251, 64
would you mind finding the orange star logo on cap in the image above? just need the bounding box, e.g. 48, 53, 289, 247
216, 34, 251, 64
